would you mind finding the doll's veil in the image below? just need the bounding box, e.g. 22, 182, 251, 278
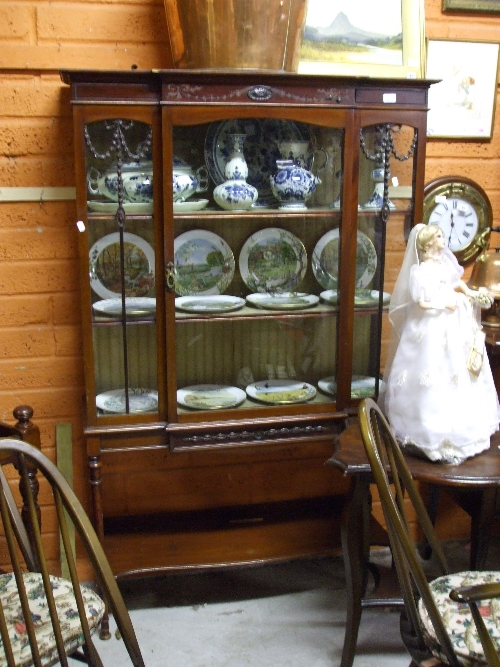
388, 222, 425, 338
378, 223, 424, 411
379, 222, 464, 412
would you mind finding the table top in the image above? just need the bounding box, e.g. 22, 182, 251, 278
329, 420, 500, 488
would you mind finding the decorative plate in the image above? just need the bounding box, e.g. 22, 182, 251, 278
318, 375, 378, 399
239, 228, 307, 294
174, 230, 235, 296
312, 229, 377, 290
96, 388, 158, 414
87, 201, 154, 215
93, 297, 156, 317
175, 295, 245, 313
320, 290, 390, 306
246, 293, 319, 311
177, 384, 246, 410
89, 232, 155, 300
246, 379, 316, 405
173, 199, 209, 213
205, 119, 312, 206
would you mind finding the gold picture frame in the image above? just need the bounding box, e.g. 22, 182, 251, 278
426, 39, 500, 140
443, 0, 500, 12
297, 0, 425, 78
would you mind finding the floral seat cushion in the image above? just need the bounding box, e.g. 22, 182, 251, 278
0, 571, 104, 667
418, 570, 500, 666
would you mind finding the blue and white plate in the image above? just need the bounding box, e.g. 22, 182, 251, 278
204, 119, 312, 207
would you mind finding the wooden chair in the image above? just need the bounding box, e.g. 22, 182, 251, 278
358, 397, 500, 667
0, 437, 145, 667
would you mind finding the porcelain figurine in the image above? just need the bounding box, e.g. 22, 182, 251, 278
87, 161, 154, 203
213, 133, 258, 211
172, 156, 209, 203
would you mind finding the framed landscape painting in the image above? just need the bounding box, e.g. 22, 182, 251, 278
443, 0, 500, 12
298, 0, 425, 78
426, 39, 499, 139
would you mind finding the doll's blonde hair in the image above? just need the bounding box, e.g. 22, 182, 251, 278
416, 224, 441, 257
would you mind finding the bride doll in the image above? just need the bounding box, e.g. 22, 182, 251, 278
380, 223, 500, 464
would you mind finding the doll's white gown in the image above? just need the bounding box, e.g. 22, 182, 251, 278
382, 240, 500, 463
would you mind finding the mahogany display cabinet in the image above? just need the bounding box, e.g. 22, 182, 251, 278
61, 69, 432, 578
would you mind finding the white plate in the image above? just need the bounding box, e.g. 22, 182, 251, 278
89, 232, 155, 300
246, 293, 319, 311
320, 290, 390, 306
174, 230, 235, 296
93, 297, 156, 317
205, 119, 312, 206
177, 384, 246, 410
318, 375, 379, 399
312, 229, 377, 290
88, 201, 154, 215
173, 199, 209, 213
239, 228, 307, 294
246, 379, 316, 405
175, 295, 245, 313
96, 388, 158, 414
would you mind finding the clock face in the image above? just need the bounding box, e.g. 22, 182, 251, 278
427, 197, 479, 253
422, 177, 492, 264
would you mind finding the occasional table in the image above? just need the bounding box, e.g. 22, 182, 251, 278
328, 421, 500, 667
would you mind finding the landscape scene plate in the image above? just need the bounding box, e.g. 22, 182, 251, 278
320, 290, 390, 307
318, 375, 379, 399
173, 199, 209, 213
312, 229, 377, 290
246, 379, 316, 405
89, 232, 155, 300
239, 228, 307, 294
93, 297, 156, 317
87, 201, 153, 215
174, 230, 235, 296
177, 384, 246, 410
205, 119, 312, 206
96, 388, 158, 414
175, 295, 245, 314
246, 293, 319, 311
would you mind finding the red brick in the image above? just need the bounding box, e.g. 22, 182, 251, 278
0, 158, 76, 188
54, 325, 83, 357
0, 357, 84, 389
0, 228, 77, 261
0, 5, 33, 39
0, 387, 85, 420
0, 294, 52, 327
0, 118, 75, 157
0, 327, 56, 359
0, 76, 68, 118
0, 260, 79, 295
52, 292, 84, 326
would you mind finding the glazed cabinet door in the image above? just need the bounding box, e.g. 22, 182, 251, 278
164, 108, 351, 426
73, 106, 165, 426
352, 111, 427, 405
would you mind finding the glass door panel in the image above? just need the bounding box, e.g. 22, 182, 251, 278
356, 123, 417, 401
172, 118, 344, 415
84, 118, 158, 417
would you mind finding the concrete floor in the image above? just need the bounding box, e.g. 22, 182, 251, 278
92, 539, 487, 667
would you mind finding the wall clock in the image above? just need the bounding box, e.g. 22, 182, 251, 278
422, 176, 492, 264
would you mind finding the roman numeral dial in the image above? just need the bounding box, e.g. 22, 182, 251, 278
423, 177, 492, 265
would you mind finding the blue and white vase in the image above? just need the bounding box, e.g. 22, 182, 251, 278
213, 133, 258, 211
270, 159, 321, 210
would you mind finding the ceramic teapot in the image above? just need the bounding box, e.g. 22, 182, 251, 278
87, 161, 154, 203
172, 156, 209, 202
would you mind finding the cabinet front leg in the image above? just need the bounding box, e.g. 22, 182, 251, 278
88, 454, 111, 641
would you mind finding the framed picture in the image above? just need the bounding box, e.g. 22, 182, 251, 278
297, 0, 425, 78
426, 39, 500, 140
443, 0, 500, 13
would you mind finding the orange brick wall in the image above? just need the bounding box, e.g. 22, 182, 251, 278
0, 0, 498, 555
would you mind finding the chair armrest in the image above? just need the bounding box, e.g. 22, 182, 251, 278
450, 581, 500, 604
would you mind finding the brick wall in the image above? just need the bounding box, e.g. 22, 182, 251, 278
0, 0, 498, 559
